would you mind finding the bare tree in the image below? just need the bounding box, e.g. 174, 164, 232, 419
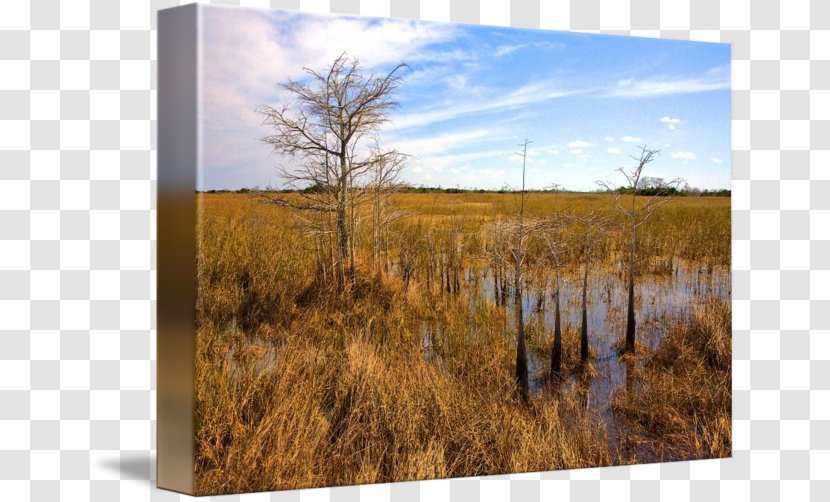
512, 139, 532, 401
366, 145, 407, 274
540, 213, 568, 379
488, 220, 512, 307
257, 54, 406, 289
573, 210, 611, 362
597, 146, 682, 353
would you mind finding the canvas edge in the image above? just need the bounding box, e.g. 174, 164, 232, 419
156, 2, 199, 495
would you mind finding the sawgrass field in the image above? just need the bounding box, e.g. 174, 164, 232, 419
193, 191, 731, 494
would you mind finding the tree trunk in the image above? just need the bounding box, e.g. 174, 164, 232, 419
625, 218, 637, 353
336, 204, 347, 288
515, 276, 529, 402
551, 269, 562, 379
494, 268, 500, 305
580, 257, 590, 361
335, 152, 349, 289
501, 268, 508, 306
373, 189, 382, 273
514, 227, 529, 400
349, 197, 356, 280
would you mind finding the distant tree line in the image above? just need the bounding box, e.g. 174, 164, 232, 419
603, 177, 730, 197
198, 182, 730, 197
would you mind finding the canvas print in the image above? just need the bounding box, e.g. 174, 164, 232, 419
158, 4, 731, 495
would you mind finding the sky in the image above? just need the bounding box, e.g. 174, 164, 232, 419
199, 6, 731, 192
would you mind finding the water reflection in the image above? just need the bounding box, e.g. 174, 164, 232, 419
424, 260, 730, 461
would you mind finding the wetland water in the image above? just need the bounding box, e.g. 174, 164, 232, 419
422, 261, 731, 461
226, 255, 730, 464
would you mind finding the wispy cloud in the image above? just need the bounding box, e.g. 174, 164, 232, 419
671, 151, 696, 160
200, 8, 461, 188
199, 8, 731, 191
388, 128, 492, 159
495, 41, 563, 57
607, 67, 729, 98
391, 80, 590, 130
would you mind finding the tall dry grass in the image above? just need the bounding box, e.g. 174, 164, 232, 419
193, 192, 730, 494
194, 277, 610, 494
612, 297, 732, 462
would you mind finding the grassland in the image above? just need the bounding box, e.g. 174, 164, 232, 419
193, 192, 731, 495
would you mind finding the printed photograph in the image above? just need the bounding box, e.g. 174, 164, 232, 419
194, 6, 731, 494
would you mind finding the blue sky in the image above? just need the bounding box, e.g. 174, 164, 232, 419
200, 6, 731, 192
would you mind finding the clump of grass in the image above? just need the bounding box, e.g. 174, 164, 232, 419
611, 297, 731, 461
194, 310, 610, 495
614, 337, 649, 361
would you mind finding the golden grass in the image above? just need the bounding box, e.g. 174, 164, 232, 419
193, 192, 731, 494
194, 281, 611, 494
611, 297, 732, 462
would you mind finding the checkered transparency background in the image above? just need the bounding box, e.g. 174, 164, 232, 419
0, 0, 828, 500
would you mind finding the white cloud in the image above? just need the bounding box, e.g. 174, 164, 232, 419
392, 79, 590, 130
660, 116, 681, 130
388, 128, 491, 158
495, 44, 522, 58
197, 8, 731, 192
200, 8, 460, 189
567, 140, 593, 149
607, 66, 730, 98
495, 41, 563, 57
671, 151, 696, 160
711, 157, 724, 164
401, 147, 516, 184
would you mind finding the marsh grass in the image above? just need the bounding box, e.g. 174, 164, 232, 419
193, 192, 730, 494
194, 285, 611, 494
611, 298, 732, 462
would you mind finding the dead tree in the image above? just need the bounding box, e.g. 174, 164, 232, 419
441, 209, 464, 296
512, 139, 532, 402
574, 211, 611, 362
257, 54, 406, 290
597, 147, 682, 353
488, 220, 512, 307
367, 146, 407, 274
540, 213, 568, 379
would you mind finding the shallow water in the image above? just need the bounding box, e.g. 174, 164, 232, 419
425, 259, 731, 461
